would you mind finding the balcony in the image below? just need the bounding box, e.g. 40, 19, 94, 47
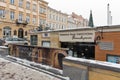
16, 19, 28, 26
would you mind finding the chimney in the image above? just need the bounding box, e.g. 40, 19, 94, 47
107, 3, 112, 26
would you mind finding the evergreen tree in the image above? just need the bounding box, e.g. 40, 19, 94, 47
88, 10, 94, 27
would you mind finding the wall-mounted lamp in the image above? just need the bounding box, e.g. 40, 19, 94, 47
95, 27, 104, 45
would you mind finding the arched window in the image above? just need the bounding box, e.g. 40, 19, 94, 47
14, 30, 17, 35
25, 31, 27, 36
3, 26, 11, 38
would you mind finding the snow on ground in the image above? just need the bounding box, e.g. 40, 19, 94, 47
7, 55, 63, 74
0, 58, 61, 80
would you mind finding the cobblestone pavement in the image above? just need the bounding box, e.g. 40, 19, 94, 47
0, 58, 61, 80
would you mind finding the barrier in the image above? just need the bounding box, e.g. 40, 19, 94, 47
63, 57, 120, 80
9, 44, 68, 69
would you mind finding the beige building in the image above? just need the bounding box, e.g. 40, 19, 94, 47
0, 0, 48, 39
71, 12, 88, 27
46, 7, 68, 30
29, 27, 95, 60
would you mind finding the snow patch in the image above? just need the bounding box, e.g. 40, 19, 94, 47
0, 57, 61, 80
66, 56, 120, 68
7, 55, 63, 74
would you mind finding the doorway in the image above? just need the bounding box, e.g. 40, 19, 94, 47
18, 28, 24, 38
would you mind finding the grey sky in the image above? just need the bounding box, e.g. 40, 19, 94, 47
45, 0, 120, 26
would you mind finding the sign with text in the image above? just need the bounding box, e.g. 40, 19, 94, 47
59, 30, 95, 42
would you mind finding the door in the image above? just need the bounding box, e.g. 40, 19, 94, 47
18, 28, 24, 38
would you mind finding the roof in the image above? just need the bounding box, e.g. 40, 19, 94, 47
29, 25, 120, 34
29, 27, 95, 34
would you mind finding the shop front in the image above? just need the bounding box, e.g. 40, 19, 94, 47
59, 30, 95, 59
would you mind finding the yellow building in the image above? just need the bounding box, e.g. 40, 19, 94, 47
46, 7, 68, 30
0, 0, 48, 39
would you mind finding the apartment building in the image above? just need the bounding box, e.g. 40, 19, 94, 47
71, 12, 88, 27
0, 0, 48, 39
46, 7, 68, 30
67, 12, 89, 29
67, 15, 77, 29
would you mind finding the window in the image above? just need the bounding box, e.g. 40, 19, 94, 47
25, 31, 27, 36
19, 0, 23, 7
0, 9, 5, 18
3, 27, 11, 38
30, 35, 38, 45
26, 15, 30, 23
56, 16, 58, 21
10, 11, 14, 20
26, 2, 30, 9
32, 16, 36, 24
14, 30, 17, 35
49, 14, 51, 19
18, 13, 23, 22
10, 0, 14, 5
39, 7, 46, 14
39, 19, 46, 25
33, 4, 36, 11
42, 41, 50, 47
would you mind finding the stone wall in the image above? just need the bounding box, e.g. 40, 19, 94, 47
63, 57, 120, 80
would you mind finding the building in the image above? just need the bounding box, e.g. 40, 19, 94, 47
71, 12, 88, 27
29, 25, 120, 64
67, 15, 77, 29
46, 7, 68, 30
0, 0, 48, 39
29, 27, 96, 59
95, 25, 120, 64
67, 12, 89, 29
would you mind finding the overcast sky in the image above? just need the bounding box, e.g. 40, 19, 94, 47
45, 0, 120, 26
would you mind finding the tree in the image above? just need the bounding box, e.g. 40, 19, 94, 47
88, 10, 94, 27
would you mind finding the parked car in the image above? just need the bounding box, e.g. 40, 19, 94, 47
3, 37, 28, 46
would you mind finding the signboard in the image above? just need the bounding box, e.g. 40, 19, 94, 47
99, 42, 114, 50
59, 30, 95, 42
107, 55, 120, 64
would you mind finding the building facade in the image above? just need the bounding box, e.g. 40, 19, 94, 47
0, 0, 48, 39
29, 27, 96, 59
95, 26, 120, 64
67, 16, 77, 29
67, 12, 89, 29
71, 12, 88, 27
29, 25, 120, 64
46, 7, 68, 30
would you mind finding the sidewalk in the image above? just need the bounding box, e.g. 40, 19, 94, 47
0, 57, 61, 80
